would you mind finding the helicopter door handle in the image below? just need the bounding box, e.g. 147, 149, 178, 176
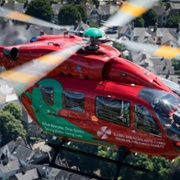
132, 130, 136, 133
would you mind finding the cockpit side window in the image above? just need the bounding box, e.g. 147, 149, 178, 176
63, 90, 84, 113
40, 86, 54, 106
96, 96, 130, 126
134, 104, 161, 136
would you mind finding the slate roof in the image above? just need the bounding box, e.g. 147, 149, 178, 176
161, 32, 177, 44
15, 168, 39, 180
150, 57, 174, 75
85, 4, 118, 16
133, 28, 150, 38
142, 36, 155, 44
49, 167, 61, 177
153, 5, 167, 15
161, 74, 179, 84
75, 21, 89, 31
55, 170, 69, 179
154, 66, 174, 75
118, 24, 132, 35
29, 152, 49, 164
131, 51, 144, 64
0, 159, 20, 173
1, 141, 17, 154
170, 2, 180, 10
11, 144, 34, 161
52, 3, 63, 14
4, 2, 24, 12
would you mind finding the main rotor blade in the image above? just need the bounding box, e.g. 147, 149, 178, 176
115, 39, 180, 60
0, 7, 69, 30
0, 44, 82, 96
100, 0, 158, 31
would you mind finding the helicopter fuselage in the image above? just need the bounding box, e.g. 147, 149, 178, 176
0, 34, 180, 159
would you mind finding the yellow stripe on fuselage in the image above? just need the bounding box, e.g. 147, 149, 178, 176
5, 12, 31, 22
154, 46, 180, 59
120, 2, 147, 17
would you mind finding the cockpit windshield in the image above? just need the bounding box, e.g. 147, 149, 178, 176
139, 88, 180, 141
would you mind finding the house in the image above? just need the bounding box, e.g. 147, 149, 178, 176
0, 159, 20, 180
0, 140, 92, 179
13, 168, 39, 180
118, 23, 180, 82
74, 20, 89, 32
152, 4, 171, 27
3, 1, 25, 13
52, 2, 63, 24
170, 0, 180, 15
0, 140, 33, 161
85, 4, 119, 25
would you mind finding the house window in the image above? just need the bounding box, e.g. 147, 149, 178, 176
40, 86, 54, 106
63, 90, 84, 112
91, 9, 99, 22
134, 104, 161, 136
91, 14, 98, 22
96, 96, 130, 126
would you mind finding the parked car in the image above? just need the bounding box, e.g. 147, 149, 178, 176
106, 28, 117, 34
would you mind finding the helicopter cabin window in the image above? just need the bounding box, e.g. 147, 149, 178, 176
96, 96, 130, 126
63, 90, 84, 113
134, 104, 161, 136
40, 86, 54, 106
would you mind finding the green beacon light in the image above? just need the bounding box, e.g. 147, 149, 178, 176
84, 28, 104, 51
83, 28, 103, 39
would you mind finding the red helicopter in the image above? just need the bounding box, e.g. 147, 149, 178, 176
0, 0, 180, 165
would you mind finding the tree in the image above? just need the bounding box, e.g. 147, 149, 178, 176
75, 4, 88, 23
60, 142, 99, 173
0, 111, 26, 145
89, 21, 99, 28
58, 4, 81, 25
26, 0, 53, 22
67, 0, 86, 4
166, 14, 180, 28
172, 59, 180, 71
119, 154, 172, 180
133, 17, 145, 27
170, 157, 180, 179
97, 146, 117, 178
2, 102, 22, 120
142, 9, 158, 27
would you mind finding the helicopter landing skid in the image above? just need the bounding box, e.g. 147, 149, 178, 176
48, 138, 149, 180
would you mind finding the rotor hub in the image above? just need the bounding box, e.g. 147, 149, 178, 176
84, 28, 104, 51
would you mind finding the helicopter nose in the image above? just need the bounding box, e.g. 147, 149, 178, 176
173, 111, 180, 125
174, 141, 180, 151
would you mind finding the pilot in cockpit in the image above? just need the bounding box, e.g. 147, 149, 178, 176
152, 99, 174, 121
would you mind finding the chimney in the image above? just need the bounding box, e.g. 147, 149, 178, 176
2, 153, 9, 166
95, 1, 99, 9
165, 2, 171, 10
142, 52, 147, 60
177, 23, 180, 33
23, 0, 28, 9
131, 22, 134, 30
154, 22, 158, 32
